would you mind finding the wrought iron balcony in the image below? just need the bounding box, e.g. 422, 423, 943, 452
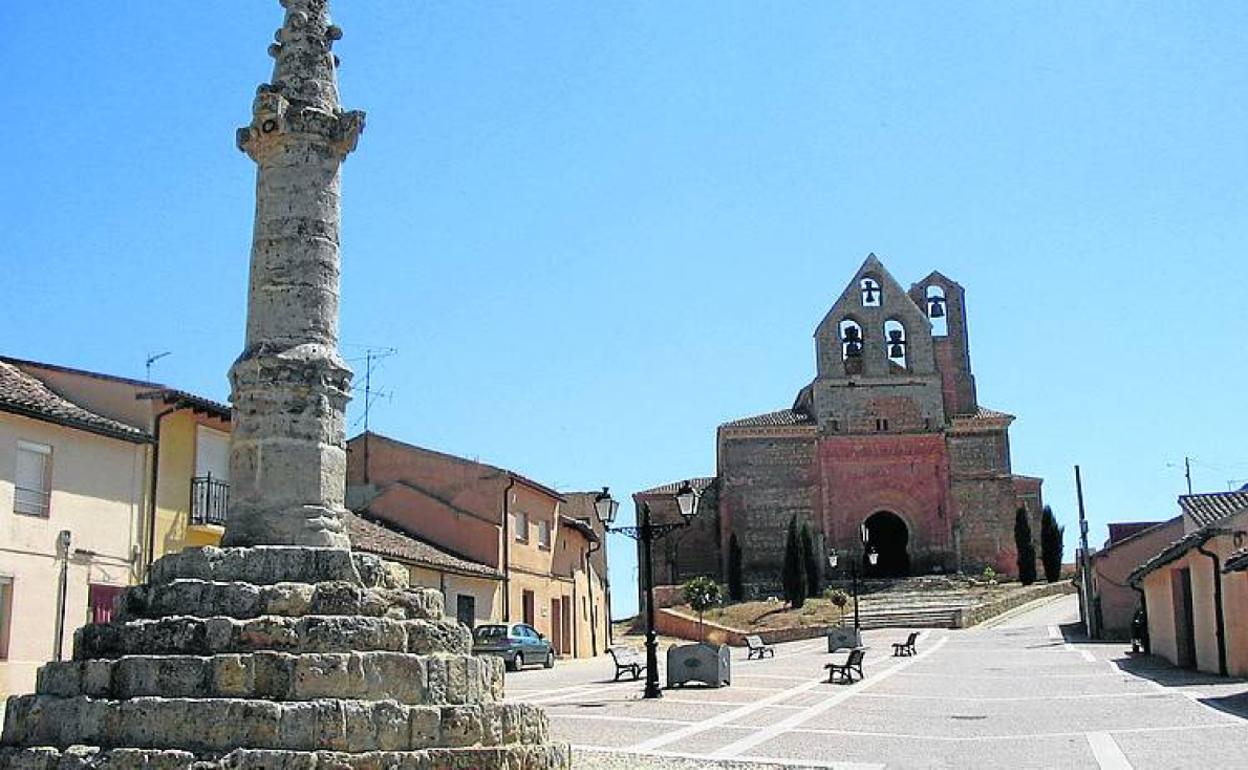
190, 474, 229, 526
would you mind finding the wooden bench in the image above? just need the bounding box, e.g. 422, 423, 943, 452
892, 632, 919, 657
608, 646, 645, 681
825, 647, 866, 684
745, 634, 775, 660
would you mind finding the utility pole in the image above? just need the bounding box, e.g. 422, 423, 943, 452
1075, 465, 1098, 639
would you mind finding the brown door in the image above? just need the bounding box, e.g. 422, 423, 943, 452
522, 590, 535, 627
1172, 568, 1197, 668
561, 595, 572, 656
550, 598, 563, 655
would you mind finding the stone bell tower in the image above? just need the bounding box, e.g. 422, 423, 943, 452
225, 0, 365, 548
0, 2, 570, 766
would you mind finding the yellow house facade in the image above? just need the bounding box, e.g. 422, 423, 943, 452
1131, 499, 1248, 677
0, 361, 150, 698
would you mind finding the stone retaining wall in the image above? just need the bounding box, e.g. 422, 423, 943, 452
656, 580, 1077, 645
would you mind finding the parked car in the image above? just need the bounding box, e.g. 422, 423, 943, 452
472, 623, 555, 671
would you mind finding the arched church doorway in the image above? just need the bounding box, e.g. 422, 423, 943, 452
863, 511, 910, 578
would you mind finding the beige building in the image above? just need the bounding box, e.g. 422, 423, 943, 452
346, 432, 610, 658
1089, 518, 1183, 639
1130, 493, 1248, 676
0, 361, 150, 698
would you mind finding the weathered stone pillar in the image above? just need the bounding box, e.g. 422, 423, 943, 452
225, 0, 365, 548
0, 3, 571, 766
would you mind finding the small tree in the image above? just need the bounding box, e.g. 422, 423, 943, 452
826, 588, 850, 626
800, 522, 822, 598
727, 533, 744, 601
1041, 506, 1065, 582
781, 516, 807, 609
682, 576, 723, 642
1014, 507, 1037, 586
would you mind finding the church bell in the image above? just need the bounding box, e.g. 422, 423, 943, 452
928, 297, 945, 318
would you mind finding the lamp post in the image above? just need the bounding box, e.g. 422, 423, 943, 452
595, 481, 702, 699
827, 536, 879, 631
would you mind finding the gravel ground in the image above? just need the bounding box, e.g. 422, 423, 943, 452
574, 749, 818, 769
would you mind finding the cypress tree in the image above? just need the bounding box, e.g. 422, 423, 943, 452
1040, 506, 1065, 582
801, 522, 821, 598
1014, 507, 1037, 585
782, 516, 807, 608
727, 533, 744, 601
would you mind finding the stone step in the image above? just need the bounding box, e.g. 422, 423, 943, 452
0, 744, 572, 769
2, 697, 548, 755
37, 651, 502, 706
117, 579, 443, 623
74, 616, 470, 660
148, 546, 407, 590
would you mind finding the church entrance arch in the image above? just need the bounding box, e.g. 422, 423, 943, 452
863, 511, 910, 578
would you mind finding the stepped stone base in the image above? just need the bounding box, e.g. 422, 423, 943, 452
0, 547, 570, 770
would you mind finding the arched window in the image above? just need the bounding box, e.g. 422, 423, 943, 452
926, 285, 948, 337
839, 319, 864, 374
860, 277, 882, 307
884, 319, 907, 368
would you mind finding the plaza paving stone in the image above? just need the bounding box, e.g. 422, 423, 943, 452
505, 594, 1248, 768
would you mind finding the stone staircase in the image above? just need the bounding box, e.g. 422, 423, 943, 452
0, 546, 570, 768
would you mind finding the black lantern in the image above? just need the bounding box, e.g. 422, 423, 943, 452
674, 480, 701, 520
593, 487, 619, 526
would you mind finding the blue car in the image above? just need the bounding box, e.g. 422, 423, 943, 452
472, 623, 555, 671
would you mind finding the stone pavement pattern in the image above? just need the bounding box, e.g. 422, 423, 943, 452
511, 595, 1248, 769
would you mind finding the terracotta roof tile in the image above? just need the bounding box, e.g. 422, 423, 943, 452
1178, 492, 1248, 529
0, 361, 150, 443
343, 511, 502, 580
720, 409, 816, 429
636, 477, 716, 497
1129, 527, 1229, 585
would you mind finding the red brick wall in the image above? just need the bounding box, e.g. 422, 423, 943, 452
817, 433, 954, 573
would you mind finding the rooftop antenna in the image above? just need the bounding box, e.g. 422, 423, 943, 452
349, 346, 397, 484
145, 351, 172, 383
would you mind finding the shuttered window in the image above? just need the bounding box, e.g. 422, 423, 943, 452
14, 441, 52, 517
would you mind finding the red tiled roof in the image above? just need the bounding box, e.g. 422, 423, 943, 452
1129, 527, 1230, 586
137, 388, 231, 421
1179, 492, 1248, 529
1107, 522, 1165, 547
636, 477, 716, 497
0, 361, 150, 443
342, 511, 502, 580
720, 409, 816, 429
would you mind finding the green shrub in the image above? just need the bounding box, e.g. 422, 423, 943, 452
1041, 506, 1065, 582
727, 533, 744, 601
782, 516, 807, 609
682, 576, 723, 642
1014, 507, 1037, 586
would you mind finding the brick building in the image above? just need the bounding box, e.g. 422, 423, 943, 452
642, 255, 1042, 592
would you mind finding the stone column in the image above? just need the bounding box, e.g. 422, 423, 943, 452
225, 0, 365, 548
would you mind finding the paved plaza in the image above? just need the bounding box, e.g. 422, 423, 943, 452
504, 595, 1248, 769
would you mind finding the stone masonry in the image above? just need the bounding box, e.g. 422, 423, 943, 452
0, 1, 570, 767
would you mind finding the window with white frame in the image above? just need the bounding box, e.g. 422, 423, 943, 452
14, 441, 52, 517
538, 519, 551, 549
513, 511, 529, 542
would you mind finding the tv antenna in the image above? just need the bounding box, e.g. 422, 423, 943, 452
145, 351, 172, 383
351, 347, 397, 432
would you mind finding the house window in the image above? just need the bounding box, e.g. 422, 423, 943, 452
538, 519, 551, 549
514, 511, 529, 542
14, 441, 52, 517
0, 577, 12, 659
875, 418, 890, 432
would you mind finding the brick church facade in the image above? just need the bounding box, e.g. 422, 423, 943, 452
638, 255, 1042, 592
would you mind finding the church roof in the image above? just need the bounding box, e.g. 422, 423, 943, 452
0, 360, 151, 443
720, 408, 816, 429
636, 477, 716, 497
1179, 491, 1248, 529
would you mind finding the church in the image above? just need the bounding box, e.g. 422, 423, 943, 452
636, 254, 1043, 591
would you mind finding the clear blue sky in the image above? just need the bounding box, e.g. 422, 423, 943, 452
3, 3, 1246, 619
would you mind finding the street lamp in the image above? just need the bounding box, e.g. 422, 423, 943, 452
595, 481, 702, 699
827, 536, 879, 631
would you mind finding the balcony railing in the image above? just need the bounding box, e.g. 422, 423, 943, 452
190, 474, 229, 526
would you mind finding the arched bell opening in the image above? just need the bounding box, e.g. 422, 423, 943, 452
926, 285, 948, 337
863, 511, 910, 578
